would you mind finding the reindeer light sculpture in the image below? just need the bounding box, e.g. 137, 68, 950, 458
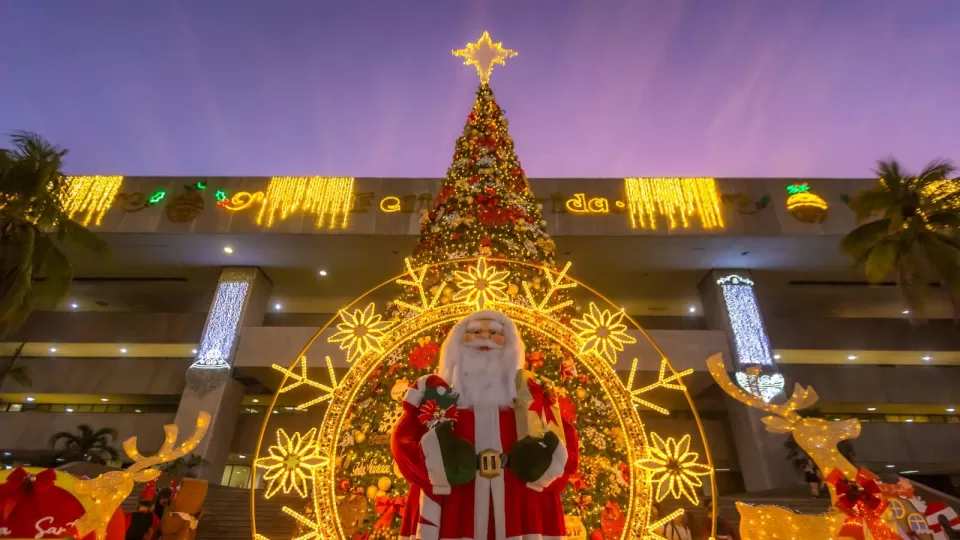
706, 354, 865, 539
73, 412, 211, 539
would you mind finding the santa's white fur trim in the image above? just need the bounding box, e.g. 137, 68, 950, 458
526, 440, 568, 492
404, 374, 436, 407
420, 426, 451, 495
438, 310, 525, 397
419, 491, 441, 525
416, 523, 439, 540
473, 406, 505, 540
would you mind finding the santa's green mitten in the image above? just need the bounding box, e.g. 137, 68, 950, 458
509, 431, 560, 483
435, 421, 476, 486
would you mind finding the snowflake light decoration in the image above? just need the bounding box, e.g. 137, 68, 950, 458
452, 257, 510, 309
255, 428, 328, 498
638, 433, 712, 505
571, 303, 637, 364
328, 303, 392, 361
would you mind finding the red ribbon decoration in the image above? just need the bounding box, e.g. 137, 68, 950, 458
373, 495, 407, 530
0, 468, 56, 521
417, 399, 459, 427
527, 379, 558, 426
825, 468, 899, 540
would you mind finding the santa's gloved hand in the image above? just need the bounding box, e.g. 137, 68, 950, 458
509, 431, 560, 483
435, 421, 476, 486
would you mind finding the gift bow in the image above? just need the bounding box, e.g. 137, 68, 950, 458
0, 468, 56, 521
825, 468, 899, 540
373, 495, 407, 530
417, 399, 459, 427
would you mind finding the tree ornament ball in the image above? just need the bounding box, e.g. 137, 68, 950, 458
354, 431, 367, 444
576, 387, 587, 400
366, 485, 379, 500
377, 476, 392, 491
466, 196, 474, 204
536, 203, 544, 210
392, 461, 402, 478
539, 220, 548, 227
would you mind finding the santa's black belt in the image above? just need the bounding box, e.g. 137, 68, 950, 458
477, 449, 508, 479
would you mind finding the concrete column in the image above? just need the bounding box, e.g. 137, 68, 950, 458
174, 267, 271, 483
698, 269, 795, 492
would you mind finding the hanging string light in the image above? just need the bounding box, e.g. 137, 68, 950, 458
62, 175, 124, 226
256, 176, 355, 229
624, 177, 724, 230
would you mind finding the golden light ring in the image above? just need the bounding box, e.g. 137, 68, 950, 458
250, 257, 717, 539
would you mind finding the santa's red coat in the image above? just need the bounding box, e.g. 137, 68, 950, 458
391, 378, 579, 540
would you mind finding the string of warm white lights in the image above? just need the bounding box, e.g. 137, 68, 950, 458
192, 270, 255, 368
62, 175, 124, 226
716, 274, 773, 366
624, 177, 724, 230
256, 176, 355, 228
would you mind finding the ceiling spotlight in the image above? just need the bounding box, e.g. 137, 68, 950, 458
120, 348, 128, 354
239, 454, 246, 459
905, 418, 914, 423
252, 398, 259, 403
70, 302, 79, 309
223, 245, 234, 254
100, 398, 108, 402
688, 306, 697, 314
318, 269, 328, 276
948, 408, 956, 413
902, 309, 910, 315
26, 396, 34, 402
886, 464, 895, 468
135, 409, 142, 413
66, 408, 74, 413
847, 355, 857, 361
922, 355, 932, 361
192, 348, 198, 354
773, 354, 781, 360
867, 407, 876, 411
49, 347, 57, 353
274, 303, 283, 311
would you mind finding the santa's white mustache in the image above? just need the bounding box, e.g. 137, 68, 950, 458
463, 338, 504, 352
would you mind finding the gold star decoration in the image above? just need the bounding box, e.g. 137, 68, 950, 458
626, 357, 693, 415
452, 31, 517, 84
570, 303, 637, 364
638, 433, 712, 506
395, 257, 447, 313
329, 303, 392, 361
255, 428, 328, 498
272, 355, 339, 410
452, 257, 510, 309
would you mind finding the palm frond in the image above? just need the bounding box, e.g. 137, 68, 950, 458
28, 234, 73, 310
874, 159, 906, 194
848, 187, 897, 223
864, 240, 899, 283
925, 211, 960, 230
839, 219, 891, 260
915, 158, 956, 187
92, 427, 119, 442
49, 432, 82, 448
5, 365, 30, 386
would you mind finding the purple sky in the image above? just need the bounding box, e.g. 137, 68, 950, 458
2, 1, 958, 178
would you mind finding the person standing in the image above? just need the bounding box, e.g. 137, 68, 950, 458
661, 510, 693, 540
802, 458, 822, 497
700, 498, 739, 540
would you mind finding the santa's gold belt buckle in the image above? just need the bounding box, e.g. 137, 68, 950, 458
477, 449, 506, 479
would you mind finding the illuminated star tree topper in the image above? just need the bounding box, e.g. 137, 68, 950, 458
452, 31, 517, 84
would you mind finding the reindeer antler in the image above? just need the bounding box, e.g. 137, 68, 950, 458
706, 354, 818, 431
72, 412, 211, 539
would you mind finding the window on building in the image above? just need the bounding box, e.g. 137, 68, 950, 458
889, 499, 906, 519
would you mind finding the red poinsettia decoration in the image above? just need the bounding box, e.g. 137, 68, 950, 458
525, 351, 545, 370
560, 355, 578, 381
409, 337, 440, 370
825, 468, 898, 540
435, 185, 455, 206
527, 379, 558, 426
336, 477, 351, 493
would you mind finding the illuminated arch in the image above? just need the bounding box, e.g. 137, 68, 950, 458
251, 257, 718, 540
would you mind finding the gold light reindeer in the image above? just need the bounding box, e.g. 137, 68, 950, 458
73, 412, 211, 539
706, 354, 859, 539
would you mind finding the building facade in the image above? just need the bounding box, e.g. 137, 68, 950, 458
2, 175, 959, 495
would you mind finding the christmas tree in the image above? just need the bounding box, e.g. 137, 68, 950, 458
329, 34, 631, 539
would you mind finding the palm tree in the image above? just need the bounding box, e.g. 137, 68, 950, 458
49, 424, 120, 464
0, 342, 30, 394
0, 131, 107, 338
840, 159, 960, 319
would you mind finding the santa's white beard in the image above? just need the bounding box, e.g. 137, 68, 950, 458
453, 342, 517, 409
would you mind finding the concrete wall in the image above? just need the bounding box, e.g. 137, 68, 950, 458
0, 412, 175, 452
779, 364, 960, 405
0, 357, 192, 395
767, 317, 960, 351
852, 423, 960, 471
7, 312, 207, 343
234, 326, 732, 373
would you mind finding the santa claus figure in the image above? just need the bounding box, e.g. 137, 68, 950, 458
391, 310, 579, 540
